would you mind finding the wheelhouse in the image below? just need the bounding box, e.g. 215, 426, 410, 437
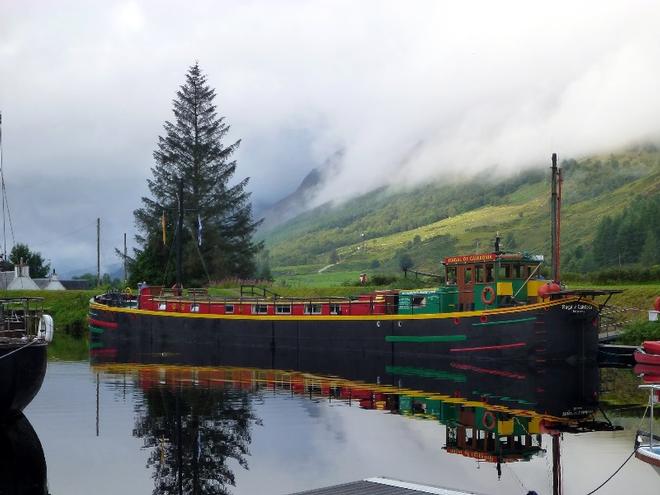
442, 252, 545, 311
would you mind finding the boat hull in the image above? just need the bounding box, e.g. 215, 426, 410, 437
0, 341, 47, 419
90, 298, 599, 363
636, 446, 660, 471
0, 412, 48, 493
634, 349, 660, 366
643, 341, 660, 354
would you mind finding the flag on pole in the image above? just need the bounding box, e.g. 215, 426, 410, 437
197, 214, 203, 246
161, 211, 166, 245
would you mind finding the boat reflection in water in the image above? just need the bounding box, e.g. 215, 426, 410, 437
0, 412, 48, 495
89, 330, 619, 495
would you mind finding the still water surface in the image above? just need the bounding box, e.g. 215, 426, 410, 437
22, 356, 659, 495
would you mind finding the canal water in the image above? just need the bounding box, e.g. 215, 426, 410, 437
20, 343, 660, 494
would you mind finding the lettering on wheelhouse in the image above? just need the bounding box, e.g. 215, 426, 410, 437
443, 253, 498, 264
561, 303, 593, 314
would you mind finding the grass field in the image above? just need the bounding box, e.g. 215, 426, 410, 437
1, 289, 97, 360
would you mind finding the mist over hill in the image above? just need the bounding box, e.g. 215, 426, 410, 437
260, 146, 660, 277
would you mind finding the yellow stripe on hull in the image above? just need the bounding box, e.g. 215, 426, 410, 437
89, 296, 596, 322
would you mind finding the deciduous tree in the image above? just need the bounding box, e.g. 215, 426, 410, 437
9, 243, 50, 278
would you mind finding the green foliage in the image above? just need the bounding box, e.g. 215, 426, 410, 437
504, 232, 517, 250
591, 194, 660, 267
370, 274, 396, 285
9, 243, 51, 278
253, 248, 273, 281
398, 253, 414, 272
618, 321, 660, 345
563, 266, 660, 284
132, 62, 261, 286
265, 168, 546, 266
640, 230, 659, 266
48, 332, 89, 361
3, 290, 99, 360
74, 272, 121, 288
262, 148, 659, 279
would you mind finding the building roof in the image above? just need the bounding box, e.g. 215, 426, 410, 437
287, 478, 484, 495
7, 276, 40, 290
33, 278, 66, 291
60, 279, 92, 290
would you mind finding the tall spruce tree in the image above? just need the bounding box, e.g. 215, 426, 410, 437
132, 63, 261, 286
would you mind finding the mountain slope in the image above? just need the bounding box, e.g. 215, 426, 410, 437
262, 148, 660, 275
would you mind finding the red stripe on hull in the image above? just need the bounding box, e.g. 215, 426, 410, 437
449, 342, 526, 353
450, 362, 526, 379
90, 348, 118, 358
89, 318, 118, 329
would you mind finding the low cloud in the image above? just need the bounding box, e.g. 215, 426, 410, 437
1, 0, 659, 272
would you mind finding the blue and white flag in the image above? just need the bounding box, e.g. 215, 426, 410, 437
197, 214, 203, 246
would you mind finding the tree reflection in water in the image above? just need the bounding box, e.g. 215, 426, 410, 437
133, 384, 260, 495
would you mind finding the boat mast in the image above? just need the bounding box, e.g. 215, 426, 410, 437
550, 153, 561, 283
0, 111, 15, 264
176, 178, 183, 290
0, 111, 5, 260
552, 433, 562, 495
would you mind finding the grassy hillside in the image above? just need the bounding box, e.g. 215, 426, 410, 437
263, 148, 660, 278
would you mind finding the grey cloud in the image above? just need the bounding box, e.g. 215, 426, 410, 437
1, 0, 659, 273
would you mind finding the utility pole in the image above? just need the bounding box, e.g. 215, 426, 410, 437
97, 217, 101, 287
123, 232, 127, 284
176, 178, 183, 290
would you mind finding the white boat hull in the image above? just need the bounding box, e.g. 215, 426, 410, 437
636, 445, 660, 472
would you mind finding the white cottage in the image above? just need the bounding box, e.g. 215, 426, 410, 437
34, 271, 66, 291
0, 265, 68, 291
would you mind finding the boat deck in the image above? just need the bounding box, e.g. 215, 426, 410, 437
287, 478, 484, 495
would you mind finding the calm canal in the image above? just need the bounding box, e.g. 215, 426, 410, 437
20, 342, 659, 494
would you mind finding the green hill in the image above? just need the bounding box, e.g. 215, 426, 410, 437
262, 147, 660, 281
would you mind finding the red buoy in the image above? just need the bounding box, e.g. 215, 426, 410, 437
538, 282, 561, 299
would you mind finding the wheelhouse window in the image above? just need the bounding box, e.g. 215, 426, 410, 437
304, 304, 322, 314
446, 266, 457, 285
329, 303, 341, 315
464, 267, 473, 284
252, 304, 268, 314
412, 296, 426, 308
190, 303, 200, 313
485, 264, 494, 282
475, 265, 484, 283
225, 304, 234, 314
276, 304, 291, 314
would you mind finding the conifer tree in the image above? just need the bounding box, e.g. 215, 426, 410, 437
131, 63, 261, 285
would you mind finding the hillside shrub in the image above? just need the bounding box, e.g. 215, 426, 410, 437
618, 321, 660, 345
370, 275, 397, 285
563, 266, 660, 284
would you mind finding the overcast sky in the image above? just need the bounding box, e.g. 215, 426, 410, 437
1, 0, 660, 276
